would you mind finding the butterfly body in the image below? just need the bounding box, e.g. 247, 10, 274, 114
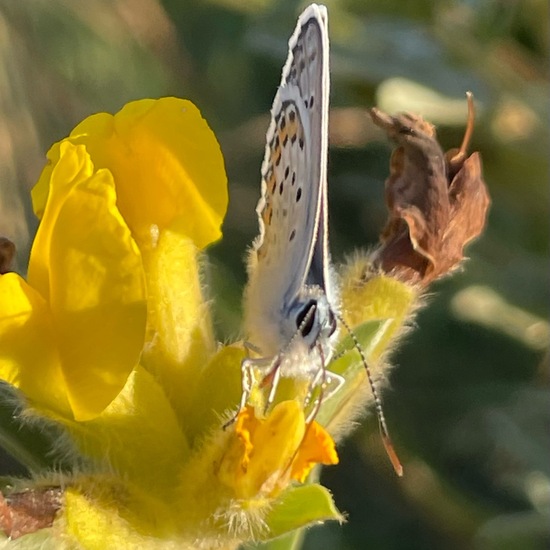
243, 4, 340, 391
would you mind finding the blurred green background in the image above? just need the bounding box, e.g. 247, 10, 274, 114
0, 0, 548, 548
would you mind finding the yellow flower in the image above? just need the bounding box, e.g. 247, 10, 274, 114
0, 97, 347, 548
32, 98, 227, 251
0, 97, 227, 421
218, 402, 339, 500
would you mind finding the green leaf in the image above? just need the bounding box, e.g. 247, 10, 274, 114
1, 528, 58, 549
315, 319, 391, 426
248, 529, 305, 550
262, 483, 343, 541
332, 319, 388, 360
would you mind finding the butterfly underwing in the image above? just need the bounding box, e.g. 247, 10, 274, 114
241, 4, 341, 408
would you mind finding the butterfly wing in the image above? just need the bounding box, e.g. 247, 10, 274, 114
245, 4, 332, 357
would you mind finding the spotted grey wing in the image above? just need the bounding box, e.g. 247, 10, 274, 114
245, 4, 331, 356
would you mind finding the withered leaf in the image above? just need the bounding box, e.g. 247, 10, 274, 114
0, 487, 62, 539
370, 93, 490, 287
0, 237, 15, 274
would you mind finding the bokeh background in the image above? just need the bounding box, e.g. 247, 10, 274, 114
0, 1, 548, 548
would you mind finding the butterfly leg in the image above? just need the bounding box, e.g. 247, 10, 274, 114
239, 358, 255, 412
222, 357, 257, 429
258, 355, 283, 415
305, 364, 326, 424
303, 364, 325, 409
322, 371, 345, 400
223, 354, 279, 429
305, 370, 345, 423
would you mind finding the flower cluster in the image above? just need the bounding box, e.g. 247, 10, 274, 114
0, 96, 488, 549
0, 99, 343, 548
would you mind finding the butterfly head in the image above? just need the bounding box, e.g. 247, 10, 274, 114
270, 286, 338, 378
292, 291, 337, 352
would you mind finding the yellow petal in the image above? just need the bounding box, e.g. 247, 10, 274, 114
29, 142, 147, 420
32, 141, 61, 220
62, 478, 178, 549
218, 401, 339, 500
58, 366, 190, 497
29, 141, 95, 303
0, 273, 71, 415
34, 98, 228, 251
184, 345, 245, 446
290, 421, 339, 483
140, 223, 215, 425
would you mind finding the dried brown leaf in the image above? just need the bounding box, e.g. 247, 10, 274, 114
0, 487, 62, 539
370, 94, 490, 287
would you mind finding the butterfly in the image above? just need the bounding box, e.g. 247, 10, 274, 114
239, 3, 342, 415
234, 3, 404, 476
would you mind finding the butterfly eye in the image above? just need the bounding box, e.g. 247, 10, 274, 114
296, 300, 317, 338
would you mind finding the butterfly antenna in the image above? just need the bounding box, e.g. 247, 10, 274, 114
337, 315, 404, 477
